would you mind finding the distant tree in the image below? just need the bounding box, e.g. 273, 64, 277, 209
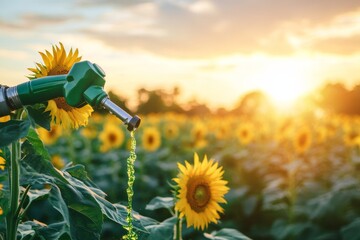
231, 91, 273, 117
185, 100, 211, 116
317, 83, 360, 115
136, 87, 185, 114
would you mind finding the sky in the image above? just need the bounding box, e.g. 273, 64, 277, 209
1, 0, 360, 110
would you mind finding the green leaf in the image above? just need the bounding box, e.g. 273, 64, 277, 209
20, 151, 151, 239
27, 188, 50, 205
204, 228, 252, 240
26, 105, 51, 131
18, 220, 71, 240
271, 220, 316, 240
242, 195, 257, 216
68, 209, 102, 240
0, 120, 30, 147
18, 221, 36, 239
21, 154, 68, 185
341, 218, 360, 240
48, 185, 70, 230
18, 220, 68, 240
145, 217, 176, 240
37, 222, 71, 240
145, 197, 174, 211
24, 127, 51, 160
64, 164, 106, 197
115, 203, 157, 232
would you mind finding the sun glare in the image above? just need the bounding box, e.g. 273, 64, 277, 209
250, 60, 311, 109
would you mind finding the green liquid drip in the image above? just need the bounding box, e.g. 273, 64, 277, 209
123, 131, 138, 240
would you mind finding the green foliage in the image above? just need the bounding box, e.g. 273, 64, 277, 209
0, 120, 30, 147
145, 217, 177, 240
26, 105, 51, 131
0, 115, 158, 240
19, 152, 149, 239
341, 218, 360, 240
5, 92, 360, 239
145, 197, 174, 212
23, 127, 51, 160
204, 228, 252, 240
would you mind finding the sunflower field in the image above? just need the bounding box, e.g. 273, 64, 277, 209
43, 111, 360, 239
2, 109, 360, 239
1, 44, 360, 240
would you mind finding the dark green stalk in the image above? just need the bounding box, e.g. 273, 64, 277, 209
6, 110, 23, 240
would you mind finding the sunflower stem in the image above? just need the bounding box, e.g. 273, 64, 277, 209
174, 211, 182, 240
6, 110, 23, 240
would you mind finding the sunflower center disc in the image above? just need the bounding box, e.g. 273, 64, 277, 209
194, 185, 210, 207
298, 133, 307, 147
242, 130, 248, 138
108, 133, 117, 143
54, 97, 74, 111
48, 65, 69, 75
148, 135, 154, 145
187, 178, 211, 213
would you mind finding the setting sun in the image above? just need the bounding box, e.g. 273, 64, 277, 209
250, 59, 311, 109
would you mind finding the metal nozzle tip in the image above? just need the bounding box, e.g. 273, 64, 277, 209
127, 115, 141, 131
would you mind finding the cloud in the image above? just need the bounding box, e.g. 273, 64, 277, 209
265, 8, 360, 55
310, 35, 360, 55
0, 13, 80, 31
188, 0, 217, 14
79, 0, 360, 58
2, 0, 360, 58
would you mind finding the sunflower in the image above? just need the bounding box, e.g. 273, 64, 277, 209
0, 149, 5, 170
0, 115, 10, 122
163, 122, 179, 140
275, 118, 293, 142
293, 126, 312, 154
99, 123, 125, 152
51, 155, 66, 169
174, 153, 229, 230
215, 122, 230, 140
141, 126, 161, 152
37, 125, 63, 145
191, 122, 207, 141
343, 128, 360, 147
315, 126, 328, 144
236, 123, 254, 145
80, 124, 98, 139
28, 42, 93, 129
191, 122, 208, 149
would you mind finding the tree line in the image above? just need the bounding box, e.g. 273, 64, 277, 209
105, 83, 360, 116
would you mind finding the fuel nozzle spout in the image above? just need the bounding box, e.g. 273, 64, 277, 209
101, 97, 141, 131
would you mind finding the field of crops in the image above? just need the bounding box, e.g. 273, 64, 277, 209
2, 110, 357, 239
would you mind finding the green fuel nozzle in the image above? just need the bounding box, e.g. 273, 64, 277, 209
0, 61, 141, 131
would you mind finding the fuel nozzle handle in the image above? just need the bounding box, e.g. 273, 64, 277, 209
0, 61, 141, 131
66, 61, 141, 131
